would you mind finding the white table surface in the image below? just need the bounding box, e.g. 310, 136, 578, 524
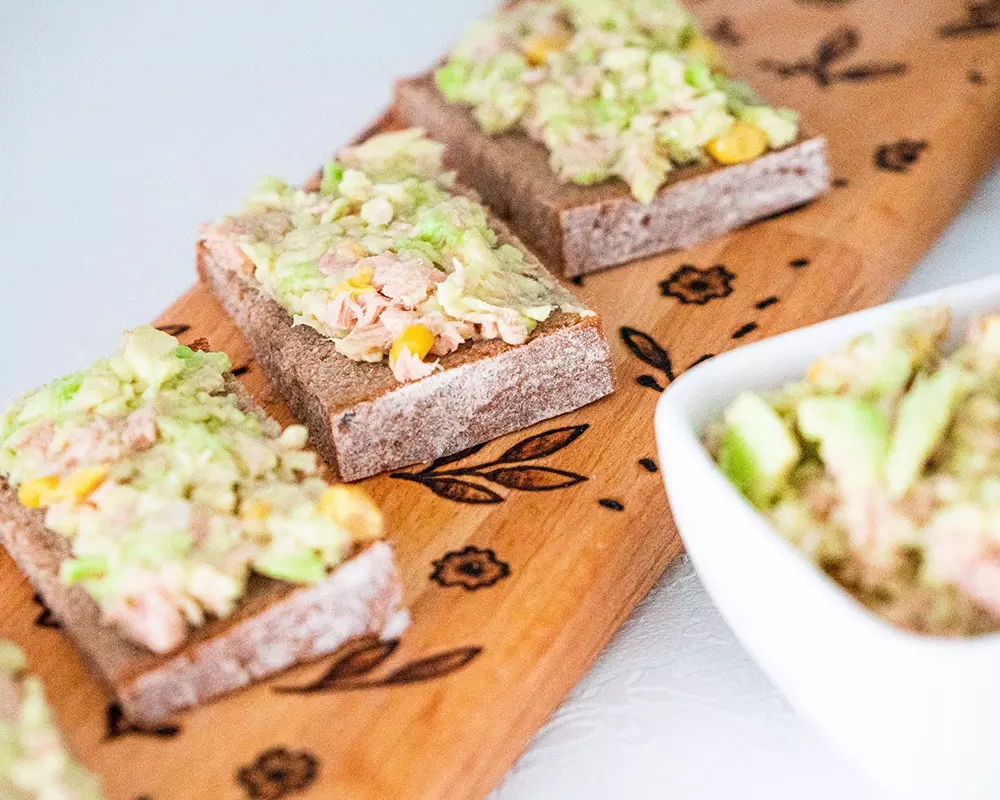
2, 2, 998, 797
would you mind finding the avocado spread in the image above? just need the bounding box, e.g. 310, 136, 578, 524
0, 326, 383, 653
436, 0, 799, 203
0, 641, 103, 799
201, 129, 587, 383
709, 308, 1000, 636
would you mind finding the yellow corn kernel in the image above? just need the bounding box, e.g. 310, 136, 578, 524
806, 359, 826, 383
17, 476, 60, 509
707, 122, 768, 165
243, 501, 272, 522
389, 325, 435, 363
522, 30, 572, 65
685, 37, 726, 73
332, 281, 374, 297
60, 465, 109, 502
320, 486, 383, 541
348, 264, 374, 289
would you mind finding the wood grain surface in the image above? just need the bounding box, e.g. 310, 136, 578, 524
2, 1, 999, 798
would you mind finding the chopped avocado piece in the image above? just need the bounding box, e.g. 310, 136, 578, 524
718, 392, 801, 507
796, 396, 889, 488
320, 159, 344, 195
738, 107, 798, 149
807, 306, 950, 405
255, 549, 327, 583
885, 365, 969, 499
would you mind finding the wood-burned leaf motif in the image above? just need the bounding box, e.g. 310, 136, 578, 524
817, 26, 858, 65
483, 466, 587, 491
422, 478, 504, 504
622, 328, 714, 393
105, 703, 180, 740
836, 62, 908, 82
760, 27, 906, 87
155, 324, 190, 337
421, 441, 491, 472
32, 593, 59, 629
495, 425, 588, 463
283, 638, 399, 692
620, 327, 674, 379
940, 0, 1000, 37
276, 644, 482, 694
379, 647, 482, 686
392, 424, 591, 503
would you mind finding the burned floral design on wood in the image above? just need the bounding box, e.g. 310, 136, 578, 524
875, 140, 928, 172
620, 327, 714, 392
431, 546, 511, 591
391, 426, 589, 504
276, 636, 481, 694
760, 27, 906, 86
660, 264, 734, 305
237, 747, 318, 800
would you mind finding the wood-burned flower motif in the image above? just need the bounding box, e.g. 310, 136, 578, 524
431, 546, 511, 591
237, 748, 318, 800
659, 264, 734, 305
875, 140, 928, 172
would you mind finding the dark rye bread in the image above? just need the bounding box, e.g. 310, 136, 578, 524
0, 380, 408, 725
394, 73, 830, 277
196, 210, 615, 482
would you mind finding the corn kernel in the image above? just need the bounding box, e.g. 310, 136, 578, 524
60, 465, 109, 502
389, 325, 435, 363
348, 264, 374, 289
17, 476, 59, 509
522, 30, 572, 66
807, 359, 825, 383
707, 122, 768, 165
320, 486, 383, 541
243, 501, 272, 522
685, 37, 726, 73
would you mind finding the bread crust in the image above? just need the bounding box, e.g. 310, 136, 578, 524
394, 73, 830, 277
196, 203, 615, 481
0, 381, 408, 725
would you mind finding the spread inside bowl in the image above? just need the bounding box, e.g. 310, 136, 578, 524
707, 306, 1000, 636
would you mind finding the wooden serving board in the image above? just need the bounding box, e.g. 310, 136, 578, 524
2, 1, 999, 798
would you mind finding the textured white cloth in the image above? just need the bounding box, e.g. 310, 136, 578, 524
2, 2, 998, 797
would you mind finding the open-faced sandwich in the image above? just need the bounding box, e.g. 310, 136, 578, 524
395, 0, 829, 276
709, 308, 1000, 636
0, 640, 104, 799
0, 326, 407, 724
198, 128, 615, 481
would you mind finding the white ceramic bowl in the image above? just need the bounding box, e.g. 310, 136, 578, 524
655, 275, 1000, 800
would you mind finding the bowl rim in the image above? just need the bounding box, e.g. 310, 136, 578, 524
654, 272, 1000, 652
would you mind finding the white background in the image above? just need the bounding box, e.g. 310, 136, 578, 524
2, 2, 998, 797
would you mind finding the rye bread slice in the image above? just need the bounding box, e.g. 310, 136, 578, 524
394, 73, 830, 277
0, 380, 408, 725
196, 207, 615, 482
